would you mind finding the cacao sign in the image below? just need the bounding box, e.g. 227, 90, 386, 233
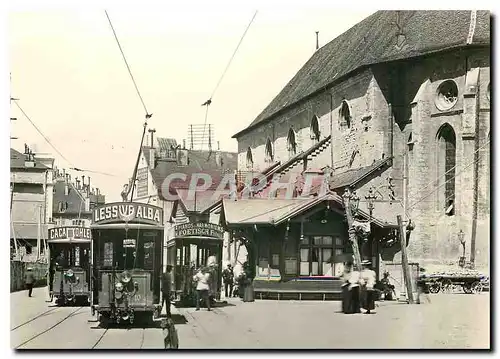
49, 226, 91, 240
92, 202, 163, 226
174, 222, 224, 239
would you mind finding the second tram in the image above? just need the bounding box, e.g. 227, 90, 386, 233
47, 226, 92, 305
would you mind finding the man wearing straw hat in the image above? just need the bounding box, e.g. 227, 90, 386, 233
25, 267, 36, 297
360, 260, 376, 314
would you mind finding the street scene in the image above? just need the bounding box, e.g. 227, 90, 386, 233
10, 287, 490, 349
9, 6, 490, 350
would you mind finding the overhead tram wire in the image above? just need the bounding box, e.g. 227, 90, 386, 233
13, 100, 117, 177
104, 10, 153, 202
200, 10, 258, 151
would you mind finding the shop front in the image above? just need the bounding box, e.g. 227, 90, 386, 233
220, 193, 399, 300
166, 222, 225, 305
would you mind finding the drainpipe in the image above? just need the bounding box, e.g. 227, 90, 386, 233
470, 72, 481, 267
330, 92, 334, 171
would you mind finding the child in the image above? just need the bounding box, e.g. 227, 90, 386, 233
161, 317, 179, 349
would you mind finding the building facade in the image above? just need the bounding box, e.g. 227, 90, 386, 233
131, 136, 238, 269
10, 146, 54, 261
51, 169, 106, 228
231, 10, 490, 280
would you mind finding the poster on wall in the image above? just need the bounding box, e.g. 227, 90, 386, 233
137, 167, 148, 197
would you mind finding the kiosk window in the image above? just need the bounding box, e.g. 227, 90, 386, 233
103, 242, 113, 267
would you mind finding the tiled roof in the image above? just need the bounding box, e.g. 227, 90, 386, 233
234, 10, 490, 137
52, 180, 88, 215
146, 148, 238, 201
10, 148, 48, 170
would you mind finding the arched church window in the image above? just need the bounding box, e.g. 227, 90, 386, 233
287, 128, 297, 157
310, 115, 321, 143
265, 138, 274, 163
246, 147, 253, 169
339, 100, 351, 129
436, 123, 456, 216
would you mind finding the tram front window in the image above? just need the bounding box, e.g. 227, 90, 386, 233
97, 229, 158, 271
51, 244, 89, 270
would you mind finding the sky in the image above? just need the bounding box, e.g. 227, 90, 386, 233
8, 5, 376, 202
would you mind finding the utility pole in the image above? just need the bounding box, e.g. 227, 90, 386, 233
397, 215, 414, 304
208, 124, 212, 152
190, 125, 194, 150
342, 188, 363, 271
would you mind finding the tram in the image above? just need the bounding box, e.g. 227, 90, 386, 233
167, 222, 224, 306
90, 202, 164, 325
47, 226, 92, 305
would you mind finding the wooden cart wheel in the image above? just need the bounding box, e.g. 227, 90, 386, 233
470, 281, 483, 294
441, 279, 453, 293
462, 283, 473, 294
428, 281, 441, 294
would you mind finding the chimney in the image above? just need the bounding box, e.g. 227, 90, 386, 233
183, 139, 186, 149
76, 178, 80, 190
81, 175, 85, 188
87, 176, 91, 195
148, 128, 156, 148
64, 180, 69, 196
96, 188, 100, 196
217, 141, 220, 151
177, 148, 189, 166
315, 31, 319, 50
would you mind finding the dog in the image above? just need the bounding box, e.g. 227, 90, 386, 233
161, 317, 179, 349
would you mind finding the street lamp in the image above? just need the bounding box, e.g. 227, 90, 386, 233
365, 187, 377, 220
458, 230, 466, 267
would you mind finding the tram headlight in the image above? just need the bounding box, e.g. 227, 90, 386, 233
115, 282, 124, 292
121, 271, 132, 284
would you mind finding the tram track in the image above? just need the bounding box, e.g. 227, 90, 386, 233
91, 328, 109, 349
11, 307, 60, 331
14, 306, 84, 349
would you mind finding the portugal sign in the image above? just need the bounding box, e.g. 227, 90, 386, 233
174, 222, 224, 239
92, 202, 164, 226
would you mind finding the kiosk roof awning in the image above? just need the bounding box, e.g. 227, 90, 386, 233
11, 223, 49, 239
222, 192, 400, 228
222, 198, 310, 225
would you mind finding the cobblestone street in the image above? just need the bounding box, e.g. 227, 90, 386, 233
11, 287, 490, 349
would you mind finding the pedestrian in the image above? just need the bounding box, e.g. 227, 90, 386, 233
348, 264, 361, 314
192, 267, 211, 311
242, 261, 255, 302
379, 271, 395, 300
222, 264, 234, 298
25, 267, 35, 297
416, 267, 431, 304
341, 262, 353, 313
360, 260, 376, 314
161, 265, 173, 317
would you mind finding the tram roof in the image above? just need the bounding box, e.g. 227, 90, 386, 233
90, 223, 164, 230
47, 239, 91, 244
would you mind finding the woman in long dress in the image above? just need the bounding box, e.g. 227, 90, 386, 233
360, 260, 376, 314
341, 262, 353, 313
348, 266, 361, 314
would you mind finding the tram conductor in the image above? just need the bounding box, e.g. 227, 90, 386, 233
161, 265, 173, 318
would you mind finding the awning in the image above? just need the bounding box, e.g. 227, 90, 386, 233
11, 223, 49, 240
222, 192, 399, 228
222, 198, 308, 225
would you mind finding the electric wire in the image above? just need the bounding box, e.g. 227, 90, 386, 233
105, 10, 150, 116
407, 148, 487, 211
13, 100, 118, 177
200, 10, 258, 149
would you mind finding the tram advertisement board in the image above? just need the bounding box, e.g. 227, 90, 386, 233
92, 202, 164, 226
49, 226, 92, 240
174, 222, 224, 239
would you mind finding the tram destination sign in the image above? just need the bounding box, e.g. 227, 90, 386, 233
49, 227, 91, 240
174, 222, 224, 239
92, 202, 164, 226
